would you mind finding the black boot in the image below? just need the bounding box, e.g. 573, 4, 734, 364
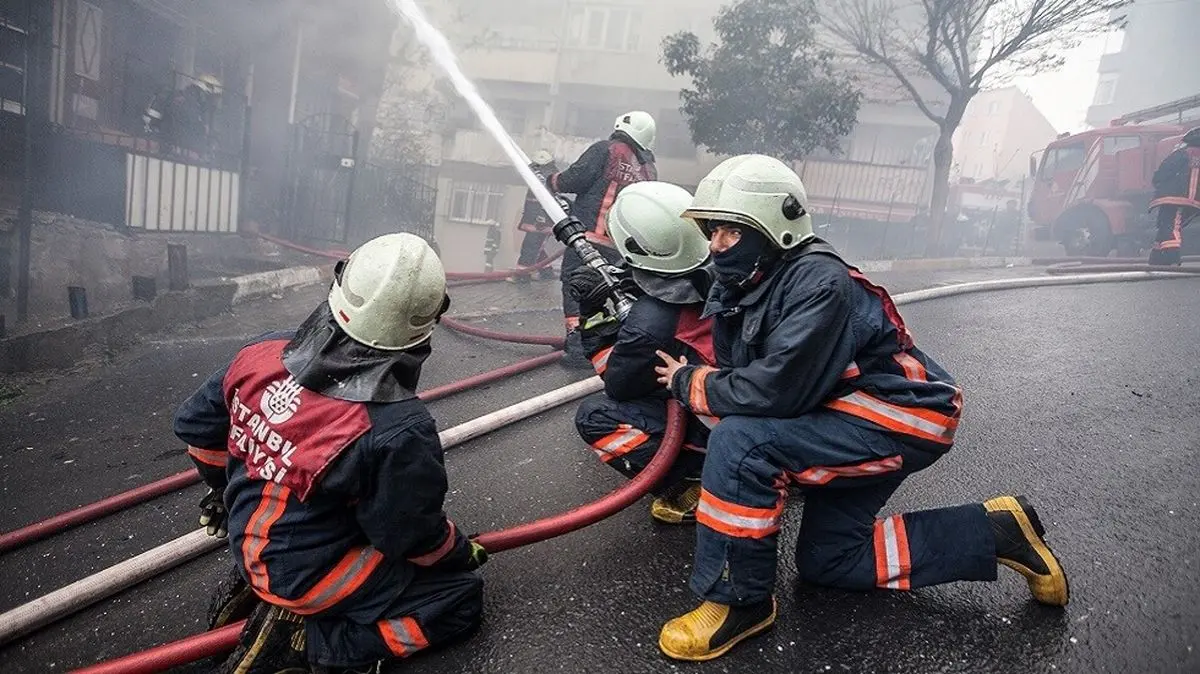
984, 495, 1069, 606
1148, 247, 1182, 266
217, 604, 310, 674
207, 564, 262, 630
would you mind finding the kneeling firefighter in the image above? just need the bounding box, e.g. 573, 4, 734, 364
1148, 127, 1200, 265
174, 233, 487, 674
651, 155, 1070, 661
569, 181, 715, 523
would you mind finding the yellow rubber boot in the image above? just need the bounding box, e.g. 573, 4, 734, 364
658, 597, 776, 661
650, 482, 701, 524
984, 495, 1070, 606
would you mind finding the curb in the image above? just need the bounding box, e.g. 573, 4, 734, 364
1, 265, 330, 374
229, 265, 329, 305
854, 256, 1032, 273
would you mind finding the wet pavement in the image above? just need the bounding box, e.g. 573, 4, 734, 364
0, 268, 1197, 673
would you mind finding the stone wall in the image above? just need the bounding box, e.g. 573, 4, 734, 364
1, 212, 293, 328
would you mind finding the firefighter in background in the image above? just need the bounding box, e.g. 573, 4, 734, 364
569, 182, 714, 523
508, 151, 562, 283
652, 155, 1069, 661
174, 233, 486, 674
1148, 127, 1200, 266
144, 73, 223, 158
483, 221, 503, 272
548, 111, 658, 367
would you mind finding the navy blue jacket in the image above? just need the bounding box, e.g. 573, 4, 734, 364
670, 241, 962, 450
582, 294, 715, 402
550, 136, 656, 244
174, 333, 472, 620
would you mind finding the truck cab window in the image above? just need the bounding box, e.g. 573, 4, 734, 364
1040, 144, 1086, 178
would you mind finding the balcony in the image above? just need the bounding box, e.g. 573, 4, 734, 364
443, 129, 553, 167
458, 47, 559, 86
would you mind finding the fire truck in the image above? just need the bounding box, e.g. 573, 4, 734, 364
1028, 94, 1200, 256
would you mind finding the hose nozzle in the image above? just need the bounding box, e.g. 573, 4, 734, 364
553, 217, 636, 320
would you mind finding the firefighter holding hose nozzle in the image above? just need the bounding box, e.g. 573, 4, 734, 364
173, 234, 486, 674
568, 181, 716, 524
651, 155, 1069, 661
1148, 127, 1200, 266
508, 150, 565, 283
547, 111, 658, 368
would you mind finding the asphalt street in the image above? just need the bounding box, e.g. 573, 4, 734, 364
0, 269, 1197, 673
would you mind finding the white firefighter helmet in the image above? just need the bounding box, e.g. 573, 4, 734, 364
614, 111, 656, 152
683, 154, 814, 250
530, 149, 554, 166
197, 74, 223, 95
607, 181, 709, 275
328, 233, 447, 351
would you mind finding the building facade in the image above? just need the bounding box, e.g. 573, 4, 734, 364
1085, 0, 1200, 128
954, 87, 1059, 185
398, 0, 941, 271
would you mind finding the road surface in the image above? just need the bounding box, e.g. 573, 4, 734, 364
0, 268, 1196, 673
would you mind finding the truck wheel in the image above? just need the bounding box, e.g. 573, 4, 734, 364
1060, 212, 1113, 257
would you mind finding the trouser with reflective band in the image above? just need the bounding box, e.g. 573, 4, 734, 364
560, 244, 622, 322
575, 394, 709, 490
690, 412, 996, 606
1151, 204, 1197, 261
304, 569, 483, 667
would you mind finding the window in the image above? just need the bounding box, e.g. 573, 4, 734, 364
1093, 73, 1119, 106
449, 183, 506, 224
987, 100, 1001, 116
1039, 143, 1086, 177
566, 105, 618, 136
1101, 135, 1140, 155
568, 6, 642, 52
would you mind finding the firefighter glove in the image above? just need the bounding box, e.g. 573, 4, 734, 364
567, 265, 609, 317
199, 488, 228, 538
466, 541, 489, 570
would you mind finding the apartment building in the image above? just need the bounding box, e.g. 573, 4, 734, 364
404, 0, 940, 271
1085, 0, 1200, 128
954, 87, 1059, 185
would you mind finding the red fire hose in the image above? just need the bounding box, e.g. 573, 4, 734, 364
0, 350, 563, 555
69, 402, 685, 674
254, 232, 564, 281
70, 623, 243, 674
441, 316, 567, 347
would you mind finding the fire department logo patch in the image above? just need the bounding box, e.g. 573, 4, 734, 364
260, 376, 303, 424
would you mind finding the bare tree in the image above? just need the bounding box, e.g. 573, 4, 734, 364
824, 0, 1126, 254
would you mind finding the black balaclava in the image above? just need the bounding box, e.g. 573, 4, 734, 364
711, 225, 777, 289
281, 302, 430, 403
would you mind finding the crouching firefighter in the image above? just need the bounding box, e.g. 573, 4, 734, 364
174, 233, 488, 674
651, 155, 1071, 661
1148, 127, 1200, 266
569, 181, 715, 523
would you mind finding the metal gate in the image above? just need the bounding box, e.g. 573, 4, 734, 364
282, 114, 438, 246
282, 113, 358, 243
352, 161, 438, 244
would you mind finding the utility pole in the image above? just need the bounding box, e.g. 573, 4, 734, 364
15, 0, 39, 322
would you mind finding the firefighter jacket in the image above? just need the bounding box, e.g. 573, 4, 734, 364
1152, 146, 1200, 205
550, 134, 656, 245
174, 333, 474, 619
669, 240, 963, 452
582, 294, 715, 403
